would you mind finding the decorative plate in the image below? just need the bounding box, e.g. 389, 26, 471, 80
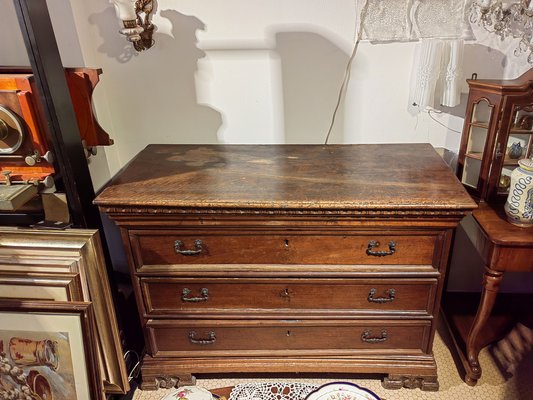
304, 382, 381, 400
161, 386, 215, 400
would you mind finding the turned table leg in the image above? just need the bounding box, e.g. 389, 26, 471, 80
465, 267, 503, 386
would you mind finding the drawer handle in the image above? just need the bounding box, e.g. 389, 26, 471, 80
174, 239, 203, 255
181, 288, 209, 303
361, 329, 388, 343
366, 240, 396, 257
188, 330, 216, 345
367, 288, 396, 303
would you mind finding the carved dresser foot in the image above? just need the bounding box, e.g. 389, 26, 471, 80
383, 374, 439, 391
140, 374, 196, 390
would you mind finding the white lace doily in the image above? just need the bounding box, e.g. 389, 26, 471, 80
229, 382, 319, 400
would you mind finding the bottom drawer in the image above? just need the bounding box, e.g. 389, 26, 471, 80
147, 319, 431, 357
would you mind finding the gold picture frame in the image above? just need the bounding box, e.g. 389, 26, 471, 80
0, 300, 104, 400
0, 228, 129, 394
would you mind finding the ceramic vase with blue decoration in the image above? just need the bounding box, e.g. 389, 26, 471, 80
504, 158, 533, 227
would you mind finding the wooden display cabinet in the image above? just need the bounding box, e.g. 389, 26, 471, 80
457, 69, 533, 203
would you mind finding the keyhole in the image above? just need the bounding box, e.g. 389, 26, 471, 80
287, 330, 291, 336
284, 239, 289, 248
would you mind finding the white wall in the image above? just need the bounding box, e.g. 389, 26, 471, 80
1, 0, 531, 192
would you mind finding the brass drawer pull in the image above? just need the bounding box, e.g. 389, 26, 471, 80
188, 330, 216, 345
366, 240, 396, 257
181, 288, 209, 303
361, 329, 388, 343
174, 239, 203, 255
367, 288, 396, 303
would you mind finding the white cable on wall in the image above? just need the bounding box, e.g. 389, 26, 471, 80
324, 0, 369, 144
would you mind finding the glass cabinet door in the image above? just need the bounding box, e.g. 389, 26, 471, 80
460, 99, 494, 191
497, 103, 533, 196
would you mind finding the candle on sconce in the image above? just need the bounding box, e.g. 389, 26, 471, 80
112, 0, 143, 43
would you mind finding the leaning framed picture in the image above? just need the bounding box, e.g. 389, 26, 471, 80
0, 227, 129, 394
0, 300, 104, 400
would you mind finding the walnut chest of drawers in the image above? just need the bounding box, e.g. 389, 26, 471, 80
94, 144, 476, 391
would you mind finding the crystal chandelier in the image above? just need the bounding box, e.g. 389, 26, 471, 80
470, 0, 533, 64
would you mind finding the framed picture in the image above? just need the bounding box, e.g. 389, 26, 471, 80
0, 228, 129, 394
0, 300, 104, 400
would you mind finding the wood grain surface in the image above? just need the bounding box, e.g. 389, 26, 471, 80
95, 144, 476, 211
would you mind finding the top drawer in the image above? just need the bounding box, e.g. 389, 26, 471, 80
129, 229, 439, 268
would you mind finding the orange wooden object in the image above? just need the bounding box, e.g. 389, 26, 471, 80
0, 73, 53, 182
0, 67, 113, 183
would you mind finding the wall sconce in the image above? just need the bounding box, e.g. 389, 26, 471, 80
112, 0, 155, 52
470, 0, 533, 64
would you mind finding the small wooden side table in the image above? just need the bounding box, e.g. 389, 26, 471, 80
457, 202, 533, 385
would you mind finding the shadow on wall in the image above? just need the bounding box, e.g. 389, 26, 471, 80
274, 31, 348, 143
89, 5, 351, 145
88, 6, 137, 63
146, 9, 222, 144
89, 8, 222, 153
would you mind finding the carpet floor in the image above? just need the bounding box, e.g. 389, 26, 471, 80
133, 324, 533, 400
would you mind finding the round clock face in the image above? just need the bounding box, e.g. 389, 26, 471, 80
0, 105, 24, 154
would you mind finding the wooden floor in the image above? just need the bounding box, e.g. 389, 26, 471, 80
133, 323, 533, 400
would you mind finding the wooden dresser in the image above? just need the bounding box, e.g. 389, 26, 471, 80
94, 144, 476, 391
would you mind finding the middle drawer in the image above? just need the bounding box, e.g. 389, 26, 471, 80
140, 277, 437, 317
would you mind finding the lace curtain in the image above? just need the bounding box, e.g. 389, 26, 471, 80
409, 39, 465, 108
360, 0, 471, 42
358, 0, 471, 109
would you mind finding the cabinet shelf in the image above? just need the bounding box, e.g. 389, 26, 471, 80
510, 128, 533, 134
470, 121, 489, 129
465, 152, 483, 161
467, 153, 521, 166
503, 158, 520, 167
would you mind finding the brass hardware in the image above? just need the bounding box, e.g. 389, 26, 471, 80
361, 329, 388, 343
2, 171, 12, 186
174, 239, 203, 255
42, 151, 54, 163
368, 288, 396, 303
25, 150, 41, 166
24, 150, 54, 166
188, 331, 216, 345
134, 0, 155, 51
280, 288, 293, 299
181, 288, 209, 303
366, 240, 396, 257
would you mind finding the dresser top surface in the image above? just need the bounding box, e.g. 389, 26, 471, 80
94, 144, 476, 211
